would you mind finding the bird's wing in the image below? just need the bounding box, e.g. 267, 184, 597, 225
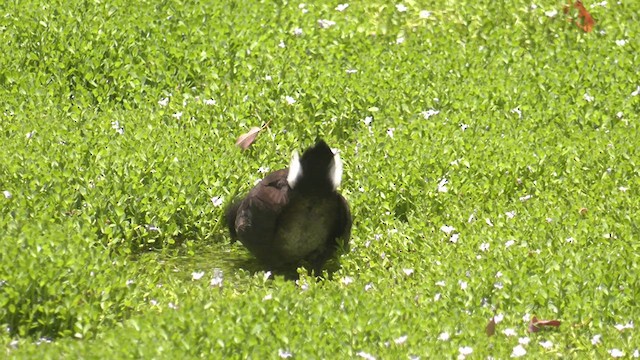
333, 193, 352, 251
234, 169, 290, 239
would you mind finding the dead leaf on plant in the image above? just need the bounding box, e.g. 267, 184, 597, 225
235, 121, 271, 150
528, 316, 561, 333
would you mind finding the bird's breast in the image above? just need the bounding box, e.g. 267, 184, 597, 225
274, 195, 338, 260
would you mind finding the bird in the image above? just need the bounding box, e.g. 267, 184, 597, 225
225, 140, 352, 274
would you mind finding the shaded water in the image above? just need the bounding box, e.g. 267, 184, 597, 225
151, 241, 266, 283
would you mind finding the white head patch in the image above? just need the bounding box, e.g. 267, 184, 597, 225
287, 150, 302, 188
329, 150, 343, 190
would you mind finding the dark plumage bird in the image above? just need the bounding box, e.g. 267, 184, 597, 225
225, 140, 352, 273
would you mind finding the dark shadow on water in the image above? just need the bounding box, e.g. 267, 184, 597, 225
158, 240, 343, 282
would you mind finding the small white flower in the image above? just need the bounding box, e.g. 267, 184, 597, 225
26, 131, 36, 139
440, 225, 455, 234
296, 279, 309, 291
285, 96, 296, 105
396, 36, 405, 44
566, 237, 575, 243
615, 39, 627, 47
126, 279, 134, 286
496, 271, 503, 278
434, 293, 441, 301
437, 332, 450, 341
519, 337, 530, 345
211, 196, 224, 207
386, 128, 395, 138
616, 111, 624, 118
420, 109, 440, 119
614, 321, 634, 331
364, 283, 374, 291
419, 10, 432, 19
318, 19, 336, 28
505, 211, 516, 219
394, 335, 408, 345
111, 121, 124, 135
592, 1, 607, 7
346, 69, 358, 74
494, 313, 504, 323
278, 349, 293, 358
396, 4, 408, 12
468, 213, 475, 223
402, 268, 414, 276
262, 293, 273, 301
450, 233, 459, 243
519, 194, 533, 202
459, 280, 468, 290
633, 349, 639, 358
522, 313, 531, 322
540, 340, 553, 349
619, 186, 628, 192
494, 281, 504, 289
485, 218, 494, 227
544, 9, 558, 17
258, 166, 270, 173
210, 268, 223, 287
609, 349, 625, 358
172, 112, 183, 120
278, 40, 286, 48
480, 242, 490, 252
437, 178, 448, 193
2, 190, 11, 199
356, 351, 376, 360
460, 123, 469, 131
632, 85, 640, 97
511, 107, 522, 118
363, 116, 373, 126
503, 328, 517, 337
263, 271, 272, 281
591, 334, 601, 345
192, 271, 205, 280
458, 346, 473, 356
204, 98, 216, 105
511, 344, 527, 358
435, 280, 446, 287
546, 217, 553, 223
293, 27, 303, 36
335, 3, 349, 11
505, 240, 515, 248
265, 75, 272, 81
583, 93, 594, 102
150, 299, 158, 306
168, 302, 178, 310
158, 97, 169, 107
341, 276, 354, 285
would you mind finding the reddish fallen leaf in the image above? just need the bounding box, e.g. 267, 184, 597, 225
563, 1, 595, 33
528, 316, 562, 333
486, 316, 496, 337
235, 121, 271, 150
236, 127, 262, 150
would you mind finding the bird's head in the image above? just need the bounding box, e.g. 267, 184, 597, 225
286, 140, 342, 194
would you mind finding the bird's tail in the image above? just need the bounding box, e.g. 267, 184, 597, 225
224, 199, 242, 241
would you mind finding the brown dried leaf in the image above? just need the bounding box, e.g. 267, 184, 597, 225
563, 1, 596, 33
528, 316, 562, 333
235, 127, 262, 150
486, 316, 496, 337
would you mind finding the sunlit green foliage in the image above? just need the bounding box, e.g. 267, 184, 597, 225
1, 0, 639, 358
